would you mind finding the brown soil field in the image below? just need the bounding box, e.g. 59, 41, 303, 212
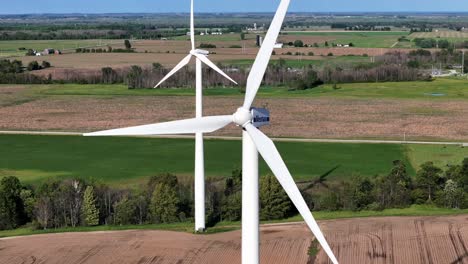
1, 95, 468, 141
0, 224, 312, 264
316, 215, 468, 264
0, 215, 467, 264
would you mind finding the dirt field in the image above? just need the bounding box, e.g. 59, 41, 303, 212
1, 94, 468, 141
0, 224, 312, 264
316, 215, 468, 264
0, 215, 466, 264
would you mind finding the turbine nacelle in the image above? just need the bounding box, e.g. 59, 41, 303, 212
232, 107, 270, 128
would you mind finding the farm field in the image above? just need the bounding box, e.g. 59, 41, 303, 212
0, 39, 121, 57
0, 215, 467, 264
0, 134, 467, 186
1, 79, 468, 141
10, 78, 467, 99
0, 134, 410, 185
284, 31, 410, 48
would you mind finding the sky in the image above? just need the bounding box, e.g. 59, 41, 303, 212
1, 0, 468, 14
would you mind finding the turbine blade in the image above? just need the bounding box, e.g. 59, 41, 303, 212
190, 0, 195, 50
243, 0, 290, 109
84, 115, 232, 137
193, 53, 238, 85
154, 54, 192, 88
244, 124, 339, 264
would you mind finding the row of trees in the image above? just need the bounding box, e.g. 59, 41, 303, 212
0, 171, 292, 231
314, 159, 468, 211
1, 158, 466, 231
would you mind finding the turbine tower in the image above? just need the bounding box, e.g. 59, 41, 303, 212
85, 0, 338, 263
154, 0, 237, 232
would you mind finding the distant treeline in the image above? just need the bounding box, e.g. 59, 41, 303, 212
0, 59, 52, 84
0, 158, 467, 231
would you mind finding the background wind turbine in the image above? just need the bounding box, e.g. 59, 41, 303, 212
154, 0, 237, 232
84, 0, 338, 263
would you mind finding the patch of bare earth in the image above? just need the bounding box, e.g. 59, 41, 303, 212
0, 224, 310, 264
1, 96, 468, 141
314, 215, 468, 264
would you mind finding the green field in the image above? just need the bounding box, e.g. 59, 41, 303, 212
0, 134, 466, 187
21, 78, 468, 100
0, 39, 121, 57
285, 31, 410, 48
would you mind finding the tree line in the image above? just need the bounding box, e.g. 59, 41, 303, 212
0, 158, 466, 232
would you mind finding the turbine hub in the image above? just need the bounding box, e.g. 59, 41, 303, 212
233, 108, 252, 127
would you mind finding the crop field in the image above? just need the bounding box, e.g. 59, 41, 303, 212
410, 31, 468, 39
0, 39, 121, 57
0, 223, 312, 264
315, 215, 468, 264
284, 31, 410, 48
0, 215, 467, 264
0, 134, 467, 186
1, 79, 468, 141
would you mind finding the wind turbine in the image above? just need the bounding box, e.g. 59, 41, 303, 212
84, 0, 338, 263
154, 0, 237, 232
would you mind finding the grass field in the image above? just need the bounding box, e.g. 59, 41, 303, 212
0, 134, 466, 186
284, 31, 410, 48
27, 78, 468, 100
0, 134, 411, 185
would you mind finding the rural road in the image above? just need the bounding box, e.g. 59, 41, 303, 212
1, 130, 467, 146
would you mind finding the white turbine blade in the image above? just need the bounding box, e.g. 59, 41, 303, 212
243, 0, 290, 109
154, 54, 192, 88
193, 53, 238, 85
245, 124, 339, 264
190, 0, 195, 50
84, 116, 232, 137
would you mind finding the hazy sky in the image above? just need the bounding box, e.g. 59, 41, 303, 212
2, 0, 468, 14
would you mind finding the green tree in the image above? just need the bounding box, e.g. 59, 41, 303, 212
443, 180, 463, 208
294, 40, 304, 47
41, 61, 51, 69
240, 32, 246, 40
114, 196, 138, 225
127, 65, 143, 89
260, 175, 291, 220
27, 61, 40, 71
149, 183, 179, 223
376, 160, 412, 208
124, 39, 132, 50
349, 176, 374, 210
461, 158, 468, 192
82, 186, 99, 226
20, 189, 35, 221
415, 162, 443, 202
0, 176, 25, 230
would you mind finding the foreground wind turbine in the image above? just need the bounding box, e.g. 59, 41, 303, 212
84, 0, 338, 263
155, 0, 237, 232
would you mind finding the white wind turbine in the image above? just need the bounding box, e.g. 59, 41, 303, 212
84, 0, 338, 263
154, 0, 237, 232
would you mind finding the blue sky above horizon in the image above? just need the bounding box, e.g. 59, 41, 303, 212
2, 0, 468, 14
